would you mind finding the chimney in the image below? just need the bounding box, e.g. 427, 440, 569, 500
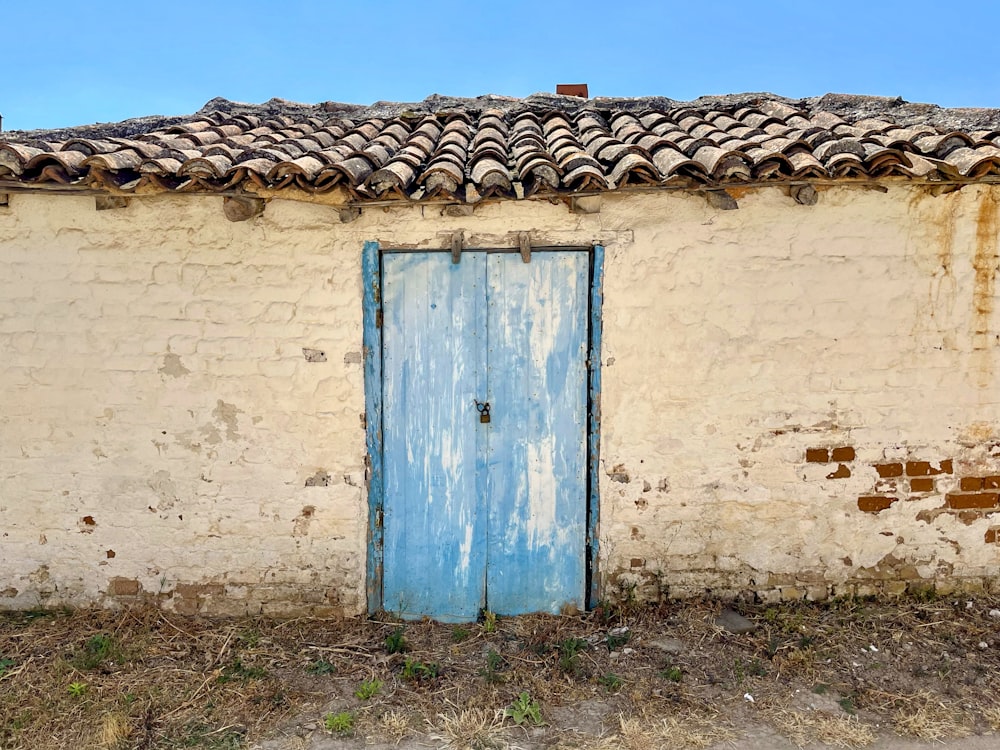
556, 84, 589, 99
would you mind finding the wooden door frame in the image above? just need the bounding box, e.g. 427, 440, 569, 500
362, 241, 605, 615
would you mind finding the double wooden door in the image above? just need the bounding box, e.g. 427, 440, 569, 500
380, 250, 589, 621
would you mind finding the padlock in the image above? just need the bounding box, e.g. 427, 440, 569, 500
475, 400, 491, 423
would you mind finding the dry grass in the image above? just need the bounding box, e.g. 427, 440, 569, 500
429, 707, 508, 749
4, 595, 1000, 747
892, 692, 974, 741
767, 708, 877, 748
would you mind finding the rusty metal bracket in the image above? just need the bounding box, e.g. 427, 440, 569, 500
451, 230, 465, 264
518, 231, 532, 263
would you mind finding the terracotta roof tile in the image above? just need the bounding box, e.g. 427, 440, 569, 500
4, 92, 1000, 202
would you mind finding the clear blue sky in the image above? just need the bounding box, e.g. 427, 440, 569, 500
3, 0, 999, 131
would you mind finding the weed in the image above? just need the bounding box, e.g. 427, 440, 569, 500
766, 635, 782, 658
839, 695, 858, 715
68, 681, 88, 697
0, 657, 15, 677
557, 637, 589, 676
660, 665, 683, 682
174, 722, 245, 749
593, 599, 620, 625
323, 711, 355, 736
306, 659, 336, 675
504, 691, 542, 726
599, 672, 623, 691
451, 626, 471, 643
812, 682, 830, 695
606, 629, 630, 651
72, 633, 119, 670
480, 649, 505, 684
385, 627, 408, 654
401, 658, 440, 682
354, 679, 382, 700
218, 658, 267, 683
236, 628, 260, 648
734, 657, 766, 682
481, 610, 498, 633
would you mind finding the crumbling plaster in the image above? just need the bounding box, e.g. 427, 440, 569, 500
0, 182, 998, 614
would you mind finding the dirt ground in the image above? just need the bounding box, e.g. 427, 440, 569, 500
4, 595, 1000, 749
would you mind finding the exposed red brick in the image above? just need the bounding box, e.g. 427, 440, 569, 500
941, 459, 954, 474
858, 496, 897, 513
106, 549, 116, 559
875, 463, 903, 478
985, 476, 1000, 489
986, 528, 999, 544
630, 558, 645, 568
831, 446, 856, 462
946, 492, 1000, 510
906, 460, 953, 477
909, 477, 934, 493
82, 515, 96, 526
826, 464, 851, 479
108, 577, 141, 596
806, 448, 830, 463
175, 583, 225, 598
961, 476, 985, 491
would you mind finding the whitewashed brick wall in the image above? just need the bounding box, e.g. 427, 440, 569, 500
1, 185, 998, 614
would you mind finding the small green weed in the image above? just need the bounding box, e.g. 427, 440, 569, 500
504, 691, 542, 726
236, 628, 260, 648
385, 627, 408, 654
174, 722, 245, 749
812, 682, 830, 695
839, 696, 857, 715
67, 681, 88, 697
0, 657, 15, 677
400, 658, 440, 682
660, 665, 683, 682
606, 629, 630, 651
481, 610, 498, 633
354, 679, 382, 700
72, 633, 119, 670
451, 626, 471, 643
557, 637, 589, 676
306, 659, 336, 676
218, 658, 267, 683
479, 649, 505, 684
734, 657, 767, 682
323, 711, 355, 736
599, 673, 623, 691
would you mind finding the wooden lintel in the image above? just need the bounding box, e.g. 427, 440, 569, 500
518, 231, 532, 263
450, 230, 464, 264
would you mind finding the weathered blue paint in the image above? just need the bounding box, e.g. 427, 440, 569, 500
377, 248, 594, 620
362, 240, 384, 615
486, 252, 589, 614
587, 244, 605, 608
381, 252, 489, 621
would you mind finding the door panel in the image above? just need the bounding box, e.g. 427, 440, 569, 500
381, 252, 488, 621
485, 252, 589, 614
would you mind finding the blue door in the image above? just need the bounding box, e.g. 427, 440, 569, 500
381, 250, 589, 621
